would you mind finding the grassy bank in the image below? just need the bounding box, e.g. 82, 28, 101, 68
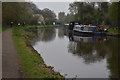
23, 25, 60, 28
12, 25, 63, 78
0, 26, 10, 32
2, 24, 59, 32
107, 28, 120, 36
108, 28, 120, 33
0, 27, 1, 32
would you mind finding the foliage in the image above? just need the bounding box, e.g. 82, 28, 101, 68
67, 1, 120, 28
108, 2, 120, 27
2, 2, 31, 25
64, 13, 75, 23
58, 12, 65, 24
41, 8, 56, 24
2, 2, 57, 26
68, 2, 110, 25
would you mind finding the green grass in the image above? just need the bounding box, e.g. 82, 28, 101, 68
24, 24, 60, 28
0, 27, 1, 32
12, 25, 63, 78
2, 26, 10, 32
0, 25, 13, 32
108, 28, 120, 33
1, 24, 59, 32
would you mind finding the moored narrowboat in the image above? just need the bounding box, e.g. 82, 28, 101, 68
73, 25, 107, 35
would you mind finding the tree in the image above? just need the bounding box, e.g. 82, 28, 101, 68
108, 2, 120, 27
69, 2, 96, 24
41, 8, 56, 24
2, 2, 34, 25
2, 2, 44, 25
58, 12, 65, 25
64, 13, 75, 23
68, 2, 111, 25
69, 2, 78, 15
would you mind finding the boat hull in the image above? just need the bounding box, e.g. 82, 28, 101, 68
73, 30, 106, 36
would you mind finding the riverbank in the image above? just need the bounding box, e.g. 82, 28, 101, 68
2, 26, 10, 32
0, 27, 1, 32
107, 28, 120, 37
12, 25, 64, 78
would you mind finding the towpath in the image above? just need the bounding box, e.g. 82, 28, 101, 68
2, 28, 22, 78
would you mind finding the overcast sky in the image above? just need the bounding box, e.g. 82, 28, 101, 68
34, 2, 70, 17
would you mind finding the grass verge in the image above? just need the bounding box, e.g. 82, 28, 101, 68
0, 27, 1, 32
2, 26, 10, 32
0, 26, 10, 32
12, 25, 63, 78
108, 28, 120, 34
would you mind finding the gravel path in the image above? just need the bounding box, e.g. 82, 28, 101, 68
2, 28, 23, 78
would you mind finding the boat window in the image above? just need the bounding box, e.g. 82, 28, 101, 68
81, 27, 84, 30
75, 27, 80, 29
89, 27, 92, 31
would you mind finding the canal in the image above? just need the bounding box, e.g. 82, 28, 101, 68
25, 27, 120, 78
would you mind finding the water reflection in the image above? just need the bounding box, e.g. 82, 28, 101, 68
39, 27, 56, 42
58, 27, 64, 38
24, 27, 56, 45
65, 30, 120, 78
66, 32, 108, 64
25, 27, 120, 78
106, 37, 120, 78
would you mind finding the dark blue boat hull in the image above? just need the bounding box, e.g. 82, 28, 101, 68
73, 30, 106, 36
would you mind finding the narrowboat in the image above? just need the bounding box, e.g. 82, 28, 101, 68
73, 25, 107, 35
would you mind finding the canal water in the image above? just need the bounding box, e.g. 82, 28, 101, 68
25, 27, 119, 78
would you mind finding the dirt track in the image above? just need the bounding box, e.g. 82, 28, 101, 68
2, 28, 22, 78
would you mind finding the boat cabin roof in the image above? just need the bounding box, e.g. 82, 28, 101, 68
75, 25, 97, 28
83, 25, 97, 27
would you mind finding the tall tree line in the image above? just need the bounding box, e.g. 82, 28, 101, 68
2, 2, 56, 26
2, 2, 32, 25
67, 2, 120, 28
108, 2, 120, 27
